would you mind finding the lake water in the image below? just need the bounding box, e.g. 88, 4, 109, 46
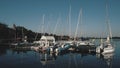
0, 39, 120, 68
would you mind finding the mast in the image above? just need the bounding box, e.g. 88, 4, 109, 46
80, 8, 82, 40
34, 14, 45, 41
106, 0, 112, 41
53, 14, 60, 34
74, 8, 82, 41
42, 14, 45, 36
68, 5, 71, 39
80, 8, 83, 40
13, 24, 17, 41
22, 27, 24, 41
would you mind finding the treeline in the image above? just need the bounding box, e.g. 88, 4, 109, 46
0, 22, 69, 43
0, 22, 120, 43
0, 23, 14, 43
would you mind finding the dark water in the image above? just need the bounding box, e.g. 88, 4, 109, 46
0, 39, 120, 68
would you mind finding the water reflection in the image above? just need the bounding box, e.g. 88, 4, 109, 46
96, 53, 114, 68
38, 50, 96, 67
0, 46, 9, 56
0, 45, 115, 68
40, 53, 57, 66
11, 47, 31, 54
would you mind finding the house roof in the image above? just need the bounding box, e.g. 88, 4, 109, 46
40, 36, 55, 40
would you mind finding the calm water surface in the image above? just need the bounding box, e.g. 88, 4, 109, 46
0, 39, 120, 68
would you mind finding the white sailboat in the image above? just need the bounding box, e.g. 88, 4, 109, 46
96, 2, 115, 54
96, 36, 114, 54
75, 8, 94, 46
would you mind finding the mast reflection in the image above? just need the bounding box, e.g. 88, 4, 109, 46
96, 53, 114, 68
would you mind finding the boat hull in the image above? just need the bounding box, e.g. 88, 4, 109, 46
102, 48, 114, 54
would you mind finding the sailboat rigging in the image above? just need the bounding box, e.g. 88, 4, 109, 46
96, 1, 115, 54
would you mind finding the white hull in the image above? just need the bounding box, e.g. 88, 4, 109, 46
96, 45, 114, 54
102, 48, 114, 54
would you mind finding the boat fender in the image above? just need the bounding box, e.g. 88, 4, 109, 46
50, 47, 53, 52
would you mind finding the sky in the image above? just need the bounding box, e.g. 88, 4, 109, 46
0, 0, 120, 37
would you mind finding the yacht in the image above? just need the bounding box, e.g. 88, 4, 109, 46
96, 36, 114, 54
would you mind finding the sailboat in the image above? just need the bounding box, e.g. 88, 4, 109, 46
96, 36, 114, 54
96, 36, 115, 54
10, 26, 29, 46
96, 2, 115, 54
74, 8, 94, 46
